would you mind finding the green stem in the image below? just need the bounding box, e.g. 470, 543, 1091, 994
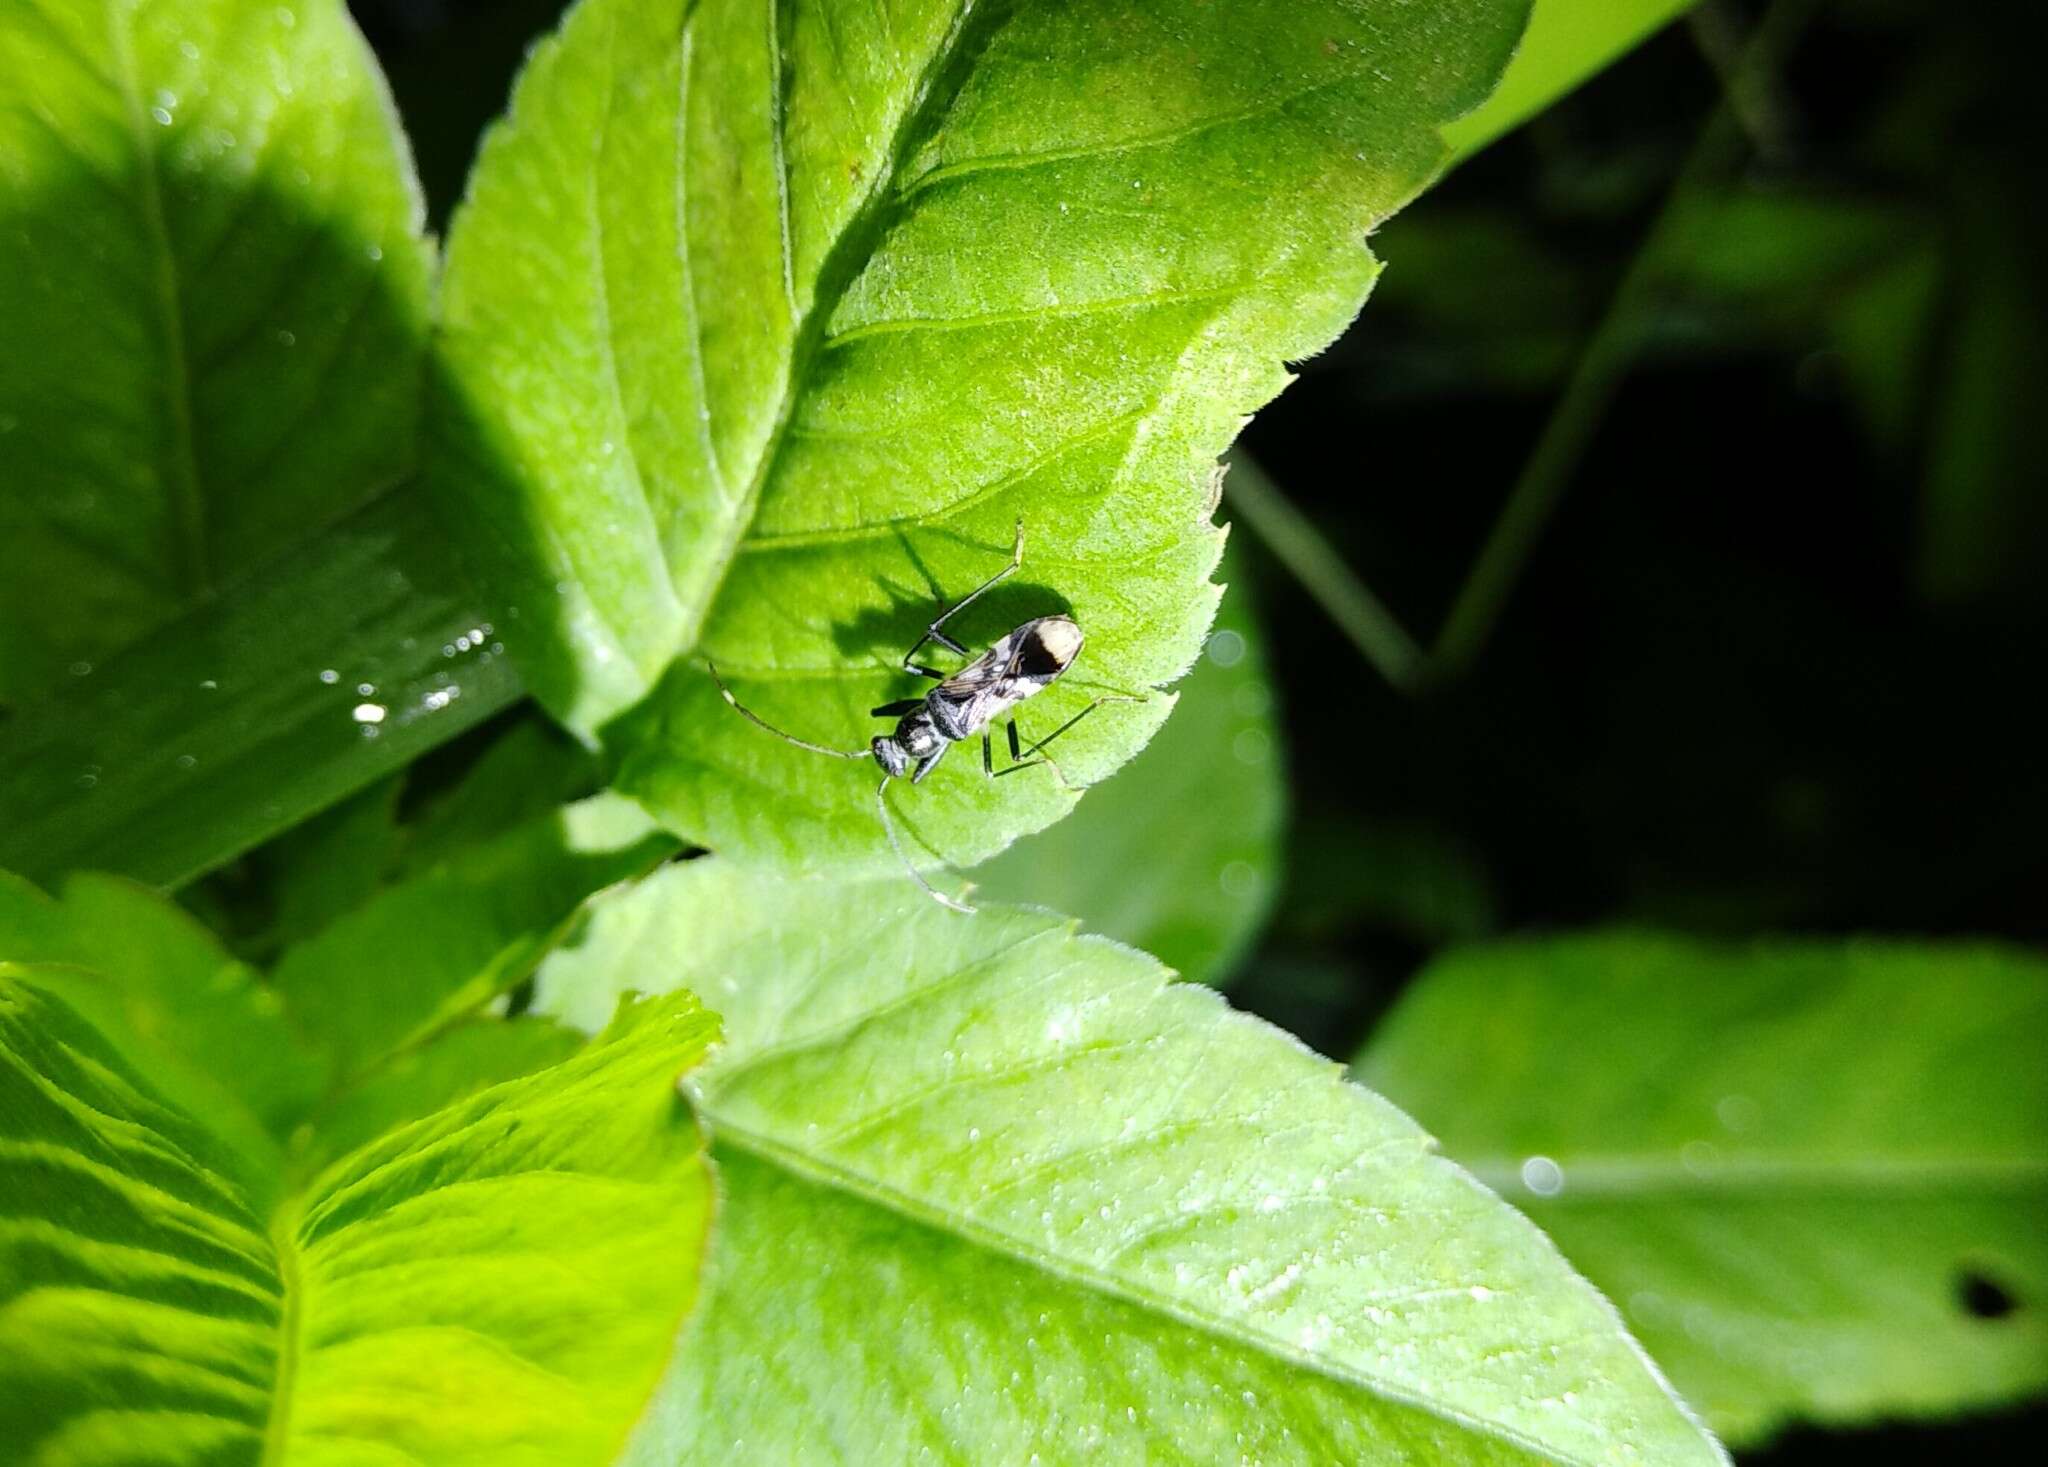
1222, 450, 1427, 693
1430, 0, 1818, 679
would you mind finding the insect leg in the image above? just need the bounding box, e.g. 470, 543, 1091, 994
901, 520, 1026, 674
992, 696, 1146, 785
877, 776, 975, 914
980, 719, 1023, 781
707, 661, 872, 759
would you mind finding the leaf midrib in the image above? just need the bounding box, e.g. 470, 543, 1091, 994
704, 1116, 1599, 1467
1464, 1153, 2048, 1202
668, 0, 990, 650
104, 0, 207, 596
256, 1199, 306, 1467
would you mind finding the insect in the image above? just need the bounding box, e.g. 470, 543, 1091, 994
709, 522, 1136, 913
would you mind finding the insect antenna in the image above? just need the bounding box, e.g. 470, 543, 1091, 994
877, 777, 975, 915
707, 661, 872, 759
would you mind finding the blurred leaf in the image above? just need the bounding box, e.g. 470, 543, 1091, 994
0, 486, 524, 890
1356, 931, 2048, 1445
1444, 0, 1698, 162
0, 868, 322, 1152
392, 714, 600, 878
0, 969, 717, 1465
272, 792, 679, 1084
0, 0, 431, 701
255, 774, 404, 953
536, 862, 1723, 1464
203, 716, 598, 962
1915, 185, 2048, 603
1282, 816, 1497, 948
973, 573, 1283, 985
433, 0, 1527, 878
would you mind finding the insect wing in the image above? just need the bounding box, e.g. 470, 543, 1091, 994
933, 636, 1015, 700
934, 635, 1025, 734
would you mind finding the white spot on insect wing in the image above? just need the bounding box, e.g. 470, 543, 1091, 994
1034, 616, 1083, 666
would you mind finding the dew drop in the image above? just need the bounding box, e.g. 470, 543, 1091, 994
318, 668, 339, 684
352, 702, 386, 725
1519, 1155, 1565, 1197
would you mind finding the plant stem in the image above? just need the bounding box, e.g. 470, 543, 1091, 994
1222, 450, 1427, 693
1430, 0, 1818, 679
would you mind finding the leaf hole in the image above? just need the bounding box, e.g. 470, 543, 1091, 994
1957, 1268, 2020, 1321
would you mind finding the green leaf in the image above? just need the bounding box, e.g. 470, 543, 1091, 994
0, 486, 525, 891
1354, 931, 2048, 1445
973, 570, 1283, 985
0, 0, 432, 702
434, 0, 1528, 876
536, 862, 1722, 1464
0, 968, 717, 1466
392, 714, 602, 880
0, 868, 322, 1154
298, 1013, 586, 1178
271, 792, 680, 1085
1443, 0, 1697, 162
250, 774, 405, 955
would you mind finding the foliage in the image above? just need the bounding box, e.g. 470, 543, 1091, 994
432, 0, 1525, 878
0, 872, 718, 1465
0, 0, 431, 703
4, 0, 2044, 1461
1356, 931, 2048, 1445
536, 861, 1721, 1464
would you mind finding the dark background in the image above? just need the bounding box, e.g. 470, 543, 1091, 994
347, 0, 2046, 1459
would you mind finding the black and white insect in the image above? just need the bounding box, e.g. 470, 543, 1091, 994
708, 523, 1135, 913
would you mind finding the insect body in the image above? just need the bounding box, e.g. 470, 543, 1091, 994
868, 614, 1086, 781
709, 524, 1134, 913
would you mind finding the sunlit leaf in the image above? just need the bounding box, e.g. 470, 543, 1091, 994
299, 1012, 586, 1177
1355, 931, 2048, 1444
433, 0, 1527, 878
536, 862, 1723, 1464
974, 570, 1283, 985
1443, 0, 1698, 161
0, 0, 432, 701
0, 967, 716, 1467
0, 868, 322, 1152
